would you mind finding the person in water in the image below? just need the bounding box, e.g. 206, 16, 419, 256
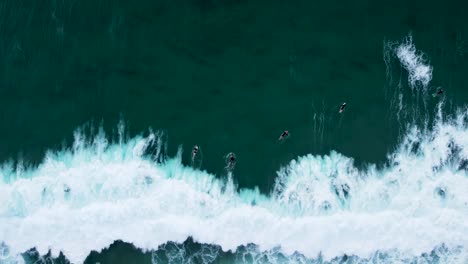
432, 87, 444, 97
278, 130, 289, 141
192, 145, 199, 160
228, 153, 236, 164
225, 152, 236, 171
339, 102, 347, 113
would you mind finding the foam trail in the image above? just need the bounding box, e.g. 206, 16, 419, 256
384, 38, 405, 127
383, 38, 394, 88
0, 106, 467, 263
383, 34, 439, 134
395, 34, 433, 90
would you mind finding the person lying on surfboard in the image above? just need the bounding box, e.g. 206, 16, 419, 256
228, 153, 236, 164
339, 102, 347, 113
225, 152, 236, 171
278, 130, 289, 141
192, 145, 199, 161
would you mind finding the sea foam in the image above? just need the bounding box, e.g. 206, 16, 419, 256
395, 34, 433, 90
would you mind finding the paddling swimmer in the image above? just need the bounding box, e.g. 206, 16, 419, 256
228, 153, 236, 164
192, 145, 199, 161
339, 102, 347, 113
191, 144, 203, 168
278, 130, 289, 141
432, 87, 443, 97
225, 152, 236, 171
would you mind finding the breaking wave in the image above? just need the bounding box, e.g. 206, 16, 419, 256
0, 104, 467, 263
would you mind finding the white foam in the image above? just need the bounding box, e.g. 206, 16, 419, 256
395, 34, 433, 89
0, 110, 467, 264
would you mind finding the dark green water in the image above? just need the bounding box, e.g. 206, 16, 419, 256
1, 0, 468, 263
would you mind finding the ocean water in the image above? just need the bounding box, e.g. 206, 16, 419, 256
0, 0, 467, 263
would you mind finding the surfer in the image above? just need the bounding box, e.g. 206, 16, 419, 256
278, 130, 289, 141
192, 145, 199, 161
339, 102, 347, 113
432, 87, 443, 97
228, 153, 236, 164
225, 152, 236, 171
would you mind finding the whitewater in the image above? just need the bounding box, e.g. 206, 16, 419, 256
1, 36, 467, 263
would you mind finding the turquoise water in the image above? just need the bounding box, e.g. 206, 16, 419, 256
0, 0, 467, 263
